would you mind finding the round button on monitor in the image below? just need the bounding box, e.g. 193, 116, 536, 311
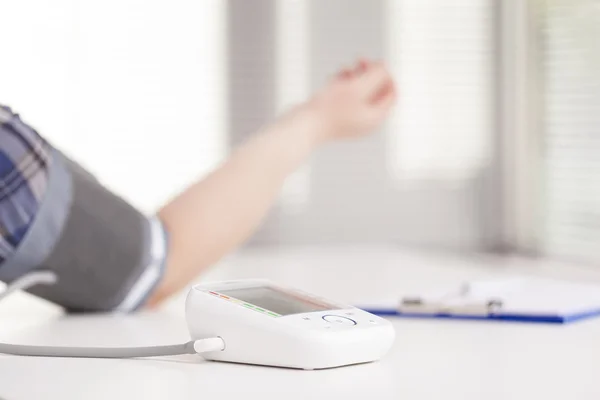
322, 315, 356, 326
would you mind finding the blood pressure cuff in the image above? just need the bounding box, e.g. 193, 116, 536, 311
0, 147, 168, 313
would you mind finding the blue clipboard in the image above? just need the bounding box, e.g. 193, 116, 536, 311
358, 276, 600, 325
360, 307, 600, 324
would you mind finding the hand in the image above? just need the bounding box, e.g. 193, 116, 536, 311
306, 58, 397, 143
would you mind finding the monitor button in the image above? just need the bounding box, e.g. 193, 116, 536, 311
322, 315, 356, 326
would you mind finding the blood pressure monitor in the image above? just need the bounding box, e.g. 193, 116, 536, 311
0, 277, 394, 370
186, 279, 395, 370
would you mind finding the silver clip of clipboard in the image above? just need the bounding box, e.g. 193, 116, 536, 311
398, 283, 504, 316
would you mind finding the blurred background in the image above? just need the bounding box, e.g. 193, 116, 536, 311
1, 0, 599, 266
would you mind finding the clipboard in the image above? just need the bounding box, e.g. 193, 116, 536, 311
359, 277, 600, 324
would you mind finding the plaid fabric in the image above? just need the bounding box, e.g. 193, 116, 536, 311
0, 105, 52, 264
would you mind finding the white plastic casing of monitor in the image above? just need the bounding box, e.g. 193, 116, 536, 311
185, 279, 395, 370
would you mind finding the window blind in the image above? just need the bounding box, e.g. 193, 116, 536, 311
541, 0, 600, 261
386, 0, 495, 182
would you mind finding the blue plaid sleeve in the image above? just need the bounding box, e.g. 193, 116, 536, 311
0, 104, 52, 264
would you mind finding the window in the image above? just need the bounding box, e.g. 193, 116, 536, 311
249, 0, 500, 247
540, 0, 600, 262
0, 0, 227, 213
386, 0, 495, 182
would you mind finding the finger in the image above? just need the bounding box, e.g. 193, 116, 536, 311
330, 66, 351, 82
368, 86, 397, 121
370, 79, 396, 105
356, 58, 369, 75
355, 63, 393, 99
341, 69, 353, 79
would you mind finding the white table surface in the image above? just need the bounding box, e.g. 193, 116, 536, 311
2, 246, 600, 400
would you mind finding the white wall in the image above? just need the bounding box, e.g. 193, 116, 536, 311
0, 0, 227, 213
0, 0, 227, 311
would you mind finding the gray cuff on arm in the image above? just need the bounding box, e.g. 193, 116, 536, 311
0, 148, 168, 313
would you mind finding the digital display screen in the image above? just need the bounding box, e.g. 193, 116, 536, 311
218, 286, 334, 316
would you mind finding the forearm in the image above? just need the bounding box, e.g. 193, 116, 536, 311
148, 59, 396, 305
150, 106, 325, 303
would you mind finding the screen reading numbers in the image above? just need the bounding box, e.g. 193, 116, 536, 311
218, 286, 334, 316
